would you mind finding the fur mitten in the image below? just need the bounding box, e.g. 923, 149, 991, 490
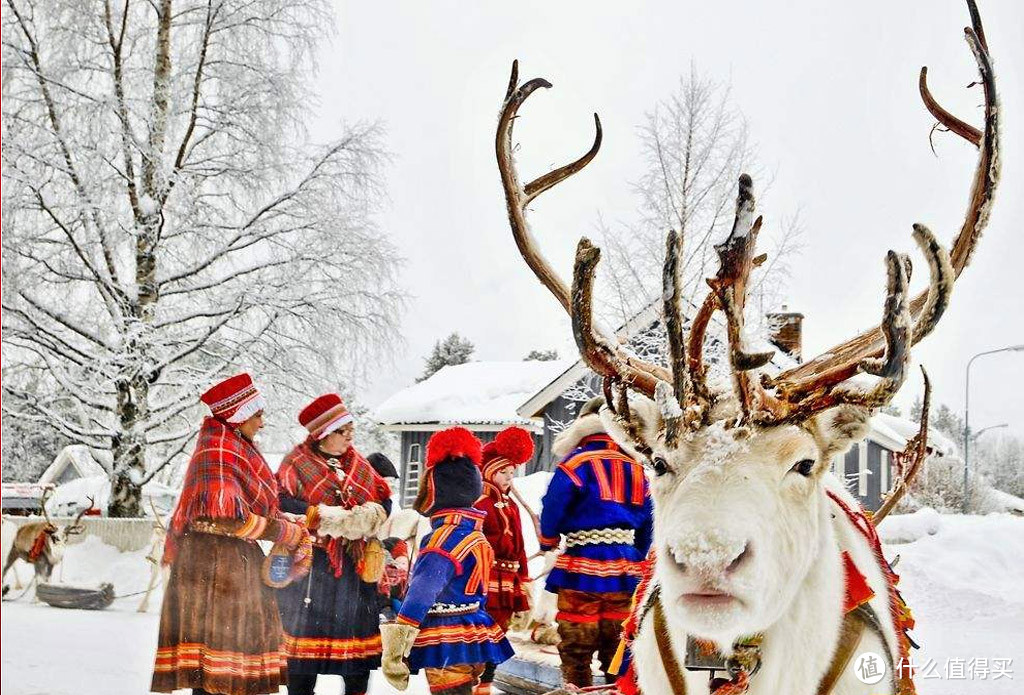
317, 502, 387, 540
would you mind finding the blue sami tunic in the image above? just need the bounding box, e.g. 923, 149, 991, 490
539, 433, 653, 594
397, 508, 514, 671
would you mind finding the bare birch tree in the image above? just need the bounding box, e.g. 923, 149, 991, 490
600, 66, 801, 328
1, 0, 403, 516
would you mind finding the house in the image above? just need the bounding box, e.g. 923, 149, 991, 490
37, 444, 110, 486
373, 359, 573, 505
0, 482, 49, 516
376, 309, 947, 511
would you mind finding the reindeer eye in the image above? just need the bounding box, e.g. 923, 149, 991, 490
791, 459, 816, 477
650, 456, 671, 477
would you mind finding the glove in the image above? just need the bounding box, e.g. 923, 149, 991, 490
289, 533, 314, 582
520, 579, 535, 611
380, 622, 419, 691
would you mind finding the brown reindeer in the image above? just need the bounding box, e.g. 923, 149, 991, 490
2, 491, 94, 595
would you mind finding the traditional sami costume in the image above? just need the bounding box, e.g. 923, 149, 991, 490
538, 403, 653, 687
275, 393, 392, 695
381, 428, 514, 695
474, 426, 536, 695
153, 374, 309, 695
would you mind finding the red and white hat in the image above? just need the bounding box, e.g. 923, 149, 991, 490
299, 393, 354, 440
201, 373, 266, 424
480, 426, 535, 481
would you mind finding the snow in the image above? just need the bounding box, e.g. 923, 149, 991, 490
372, 360, 574, 427
878, 507, 943, 544
2, 497, 1022, 694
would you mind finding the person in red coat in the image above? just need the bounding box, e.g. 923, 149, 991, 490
474, 426, 535, 695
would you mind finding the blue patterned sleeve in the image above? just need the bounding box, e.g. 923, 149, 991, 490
635, 488, 654, 555
539, 466, 579, 551
396, 550, 455, 627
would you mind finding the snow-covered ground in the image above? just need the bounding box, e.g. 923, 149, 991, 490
2, 510, 1022, 694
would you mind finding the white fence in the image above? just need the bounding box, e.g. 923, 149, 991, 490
1, 515, 157, 553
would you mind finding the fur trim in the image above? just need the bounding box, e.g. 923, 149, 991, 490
317, 501, 387, 540
426, 427, 483, 468
552, 414, 606, 459
483, 426, 535, 466
225, 392, 266, 424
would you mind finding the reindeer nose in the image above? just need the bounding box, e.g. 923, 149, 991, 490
668, 536, 753, 577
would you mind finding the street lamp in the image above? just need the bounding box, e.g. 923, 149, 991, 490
963, 345, 1024, 513
973, 423, 1008, 441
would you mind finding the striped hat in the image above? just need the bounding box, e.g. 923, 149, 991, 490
480, 426, 535, 481
299, 393, 354, 440
200, 373, 266, 424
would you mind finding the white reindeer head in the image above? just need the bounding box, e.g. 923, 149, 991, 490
601, 394, 869, 643
494, 2, 998, 648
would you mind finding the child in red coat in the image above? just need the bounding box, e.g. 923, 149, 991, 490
474, 426, 535, 695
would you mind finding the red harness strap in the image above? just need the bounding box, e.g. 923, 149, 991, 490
28, 529, 50, 562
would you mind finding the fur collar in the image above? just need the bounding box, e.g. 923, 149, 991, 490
552, 414, 607, 459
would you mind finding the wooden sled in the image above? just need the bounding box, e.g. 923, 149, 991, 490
36, 582, 115, 610
495, 634, 614, 695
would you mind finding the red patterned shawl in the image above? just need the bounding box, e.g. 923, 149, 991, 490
165, 416, 280, 564
277, 440, 390, 576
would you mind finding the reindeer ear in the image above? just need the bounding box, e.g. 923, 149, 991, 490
808, 405, 872, 460
598, 395, 661, 461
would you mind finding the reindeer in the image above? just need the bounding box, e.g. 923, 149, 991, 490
494, 1, 998, 693
137, 499, 169, 613
2, 491, 95, 596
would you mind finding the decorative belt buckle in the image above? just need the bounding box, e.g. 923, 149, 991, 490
684, 636, 728, 672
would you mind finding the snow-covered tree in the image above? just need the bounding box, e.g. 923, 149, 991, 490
1, 0, 403, 516
598, 67, 802, 329
0, 408, 70, 482
417, 333, 474, 383
524, 349, 558, 361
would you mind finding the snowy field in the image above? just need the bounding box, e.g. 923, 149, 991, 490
2, 511, 1023, 695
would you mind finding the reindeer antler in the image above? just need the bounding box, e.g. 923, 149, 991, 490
66, 496, 96, 535
873, 368, 932, 523
766, 0, 998, 405
497, 0, 998, 435
497, 60, 670, 401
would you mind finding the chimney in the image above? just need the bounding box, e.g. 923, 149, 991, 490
766, 305, 804, 362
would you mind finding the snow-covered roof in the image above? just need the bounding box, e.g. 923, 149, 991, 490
46, 475, 179, 517
373, 360, 575, 430
873, 412, 958, 457
37, 445, 110, 485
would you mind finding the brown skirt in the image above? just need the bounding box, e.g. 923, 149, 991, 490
152, 532, 287, 695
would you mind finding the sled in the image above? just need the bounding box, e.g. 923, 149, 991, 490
36, 582, 115, 610
494, 634, 613, 695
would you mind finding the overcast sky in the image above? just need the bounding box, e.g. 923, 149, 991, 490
309, 0, 1023, 440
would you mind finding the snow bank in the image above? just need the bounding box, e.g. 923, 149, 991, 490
372, 360, 573, 426
878, 507, 943, 543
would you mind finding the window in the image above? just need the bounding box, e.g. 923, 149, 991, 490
409, 443, 421, 464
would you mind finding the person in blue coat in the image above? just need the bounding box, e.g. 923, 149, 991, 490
380, 427, 513, 695
539, 397, 653, 688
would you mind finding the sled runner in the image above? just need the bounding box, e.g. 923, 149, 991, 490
36, 581, 115, 610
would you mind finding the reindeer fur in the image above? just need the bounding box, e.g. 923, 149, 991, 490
604, 398, 902, 694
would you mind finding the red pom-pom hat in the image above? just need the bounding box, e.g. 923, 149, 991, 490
425, 426, 482, 469
299, 393, 353, 440
480, 426, 535, 480
200, 373, 265, 424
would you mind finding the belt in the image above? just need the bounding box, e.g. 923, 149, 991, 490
427, 601, 480, 617
565, 528, 636, 548
494, 559, 520, 572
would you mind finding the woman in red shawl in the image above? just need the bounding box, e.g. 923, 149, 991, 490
275, 393, 392, 695
152, 373, 310, 695
474, 426, 536, 695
